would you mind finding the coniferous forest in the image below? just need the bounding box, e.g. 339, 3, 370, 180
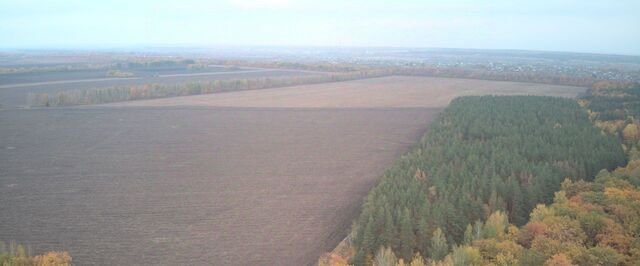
349, 96, 626, 265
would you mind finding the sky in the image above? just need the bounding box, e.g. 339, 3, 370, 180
1, 0, 639, 55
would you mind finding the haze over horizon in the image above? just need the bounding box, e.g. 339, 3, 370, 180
1, 0, 639, 55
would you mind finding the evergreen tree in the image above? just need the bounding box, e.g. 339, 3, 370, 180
383, 208, 397, 249
362, 215, 376, 254
463, 224, 473, 245
429, 228, 448, 261
398, 209, 415, 261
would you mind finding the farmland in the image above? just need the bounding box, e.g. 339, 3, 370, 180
0, 107, 437, 265
0, 76, 586, 265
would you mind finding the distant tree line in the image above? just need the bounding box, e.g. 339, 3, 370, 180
207, 59, 371, 72
390, 66, 599, 87
348, 96, 625, 265
26, 69, 392, 107
209, 60, 635, 88
0, 58, 201, 75
216, 61, 636, 87
106, 70, 135, 78
4, 55, 636, 88
113, 59, 196, 70
0, 64, 112, 75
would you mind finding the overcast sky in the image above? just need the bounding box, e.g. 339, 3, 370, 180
1, 0, 639, 55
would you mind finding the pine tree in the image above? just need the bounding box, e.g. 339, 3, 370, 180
399, 209, 415, 261
383, 207, 397, 249
429, 228, 448, 261
416, 217, 431, 256
510, 180, 527, 226
463, 224, 473, 245
362, 215, 376, 254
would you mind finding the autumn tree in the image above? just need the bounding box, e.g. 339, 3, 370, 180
623, 123, 639, 144
408, 253, 426, 266
375, 246, 397, 266
32, 252, 72, 266
543, 253, 575, 266
449, 245, 482, 266
482, 211, 508, 239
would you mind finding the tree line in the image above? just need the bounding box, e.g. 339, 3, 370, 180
0, 64, 112, 75
26, 69, 392, 107
207, 62, 630, 88
207, 59, 371, 72
0, 58, 202, 75
113, 59, 196, 70
391, 66, 599, 88
346, 96, 625, 265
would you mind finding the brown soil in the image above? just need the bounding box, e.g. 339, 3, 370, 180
0, 107, 437, 265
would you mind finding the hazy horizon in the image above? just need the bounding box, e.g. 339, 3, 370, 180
1, 0, 640, 55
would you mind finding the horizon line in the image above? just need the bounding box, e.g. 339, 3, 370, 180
1, 44, 639, 58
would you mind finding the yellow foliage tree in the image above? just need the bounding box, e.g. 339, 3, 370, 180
32, 251, 72, 266
529, 204, 555, 222
409, 253, 426, 266
544, 253, 576, 266
483, 211, 509, 239
623, 123, 640, 143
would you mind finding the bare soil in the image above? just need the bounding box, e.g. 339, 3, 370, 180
0, 107, 437, 265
